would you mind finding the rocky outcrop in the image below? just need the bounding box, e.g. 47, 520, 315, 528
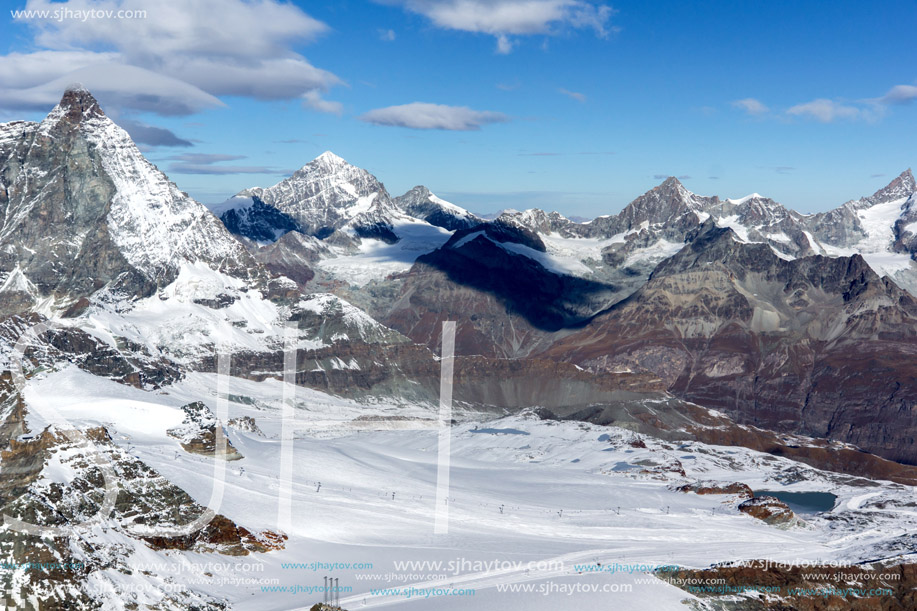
227, 416, 263, 436
167, 402, 243, 460
677, 481, 753, 499
738, 496, 796, 525
0, 417, 280, 608
142, 514, 286, 555
658, 561, 917, 610
541, 399, 917, 486
0, 312, 181, 389
220, 195, 300, 243
251, 230, 328, 287
379, 262, 557, 358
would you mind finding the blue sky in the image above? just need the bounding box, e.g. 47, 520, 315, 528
1, 0, 915, 215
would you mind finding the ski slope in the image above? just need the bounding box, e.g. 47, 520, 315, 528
20, 368, 917, 610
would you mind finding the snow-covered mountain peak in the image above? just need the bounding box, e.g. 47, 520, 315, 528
728, 194, 791, 222
402, 185, 434, 199
232, 151, 405, 243
245, 150, 387, 211
726, 193, 764, 205
881, 168, 915, 199
0, 87, 259, 313
657, 175, 684, 189
291, 150, 370, 182
393, 186, 480, 231
312, 150, 349, 167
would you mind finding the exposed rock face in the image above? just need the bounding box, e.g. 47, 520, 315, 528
0, 312, 181, 388
394, 186, 481, 231
250, 230, 327, 287
167, 402, 243, 460
497, 171, 916, 270
0, 87, 259, 315
374, 178, 824, 358
547, 222, 917, 464
5, 87, 917, 609
219, 195, 300, 243
0, 416, 277, 609
379, 220, 618, 356
658, 562, 917, 610
677, 481, 753, 499
738, 495, 796, 525
293, 292, 411, 346
142, 514, 286, 555
811, 169, 916, 246
218, 159, 481, 248
194, 331, 662, 413
227, 416, 263, 436
380, 261, 558, 358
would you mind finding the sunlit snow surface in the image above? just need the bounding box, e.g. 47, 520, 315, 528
317, 220, 453, 286
21, 366, 917, 610
820, 198, 916, 278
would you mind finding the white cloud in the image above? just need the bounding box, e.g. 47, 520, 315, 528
379, 28, 397, 41
166, 153, 285, 175
0, 63, 224, 115
749, 82, 917, 125
732, 97, 768, 115
496, 34, 514, 54
175, 57, 340, 100
380, 0, 615, 52
0, 50, 118, 89
303, 91, 344, 115
879, 84, 917, 105
116, 118, 193, 147
21, 0, 327, 60
359, 102, 509, 130
559, 88, 586, 102
786, 98, 864, 123
2, 0, 340, 115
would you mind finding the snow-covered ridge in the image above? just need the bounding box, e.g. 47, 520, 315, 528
37, 90, 253, 281
726, 193, 763, 205
0, 120, 37, 148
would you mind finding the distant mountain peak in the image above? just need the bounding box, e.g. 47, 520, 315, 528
231, 151, 403, 243
404, 185, 432, 196
394, 185, 480, 231
312, 150, 349, 167
856, 169, 917, 208
43, 86, 106, 129
893, 168, 916, 194
0, 87, 258, 312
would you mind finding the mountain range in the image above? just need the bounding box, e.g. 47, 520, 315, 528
1, 87, 916, 609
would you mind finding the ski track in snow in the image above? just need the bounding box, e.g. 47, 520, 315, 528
19, 367, 917, 610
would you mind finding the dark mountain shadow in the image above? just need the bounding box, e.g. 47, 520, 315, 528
220, 196, 300, 242
415, 222, 618, 332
